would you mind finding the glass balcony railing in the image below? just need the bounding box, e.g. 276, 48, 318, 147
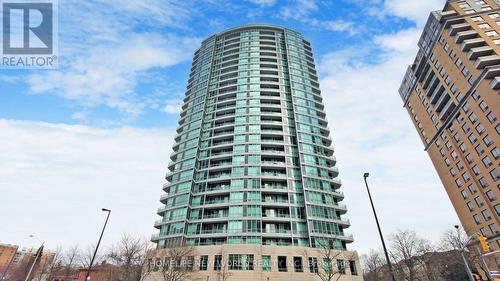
208, 173, 231, 179
201, 229, 227, 234
203, 213, 229, 219
205, 198, 230, 205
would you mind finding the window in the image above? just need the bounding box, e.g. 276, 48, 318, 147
495, 204, 500, 216
486, 190, 496, 201
483, 156, 493, 167
467, 202, 475, 211
469, 113, 478, 123
471, 16, 484, 22
490, 169, 499, 181
466, 154, 474, 164
228, 254, 254, 270
482, 210, 492, 221
487, 112, 497, 123
461, 190, 468, 199
309, 257, 319, 273
476, 145, 485, 155
199, 256, 208, 271
463, 123, 471, 133
474, 214, 481, 224
489, 13, 500, 19
349, 260, 358, 276
278, 256, 287, 272
262, 255, 271, 272
186, 256, 194, 271
468, 184, 477, 194
337, 260, 346, 274
455, 178, 462, 188
479, 101, 489, 112
472, 165, 481, 176
463, 172, 470, 182
476, 124, 486, 135
491, 148, 499, 159
460, 143, 468, 152
478, 23, 491, 29
469, 134, 478, 144
450, 168, 457, 176
483, 136, 493, 147
214, 255, 222, 271
479, 177, 489, 188
475, 196, 485, 207
489, 224, 497, 234
294, 256, 303, 272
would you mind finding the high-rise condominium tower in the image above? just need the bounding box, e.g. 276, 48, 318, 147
149, 24, 362, 280
399, 0, 499, 266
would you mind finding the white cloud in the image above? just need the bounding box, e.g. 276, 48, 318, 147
0, 119, 174, 250
27, 33, 199, 117
279, 0, 318, 21
382, 0, 446, 27
163, 99, 183, 114
23, 0, 199, 119
318, 27, 458, 254
322, 20, 357, 35
248, 0, 276, 6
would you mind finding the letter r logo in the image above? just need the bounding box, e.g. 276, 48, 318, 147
2, 2, 53, 54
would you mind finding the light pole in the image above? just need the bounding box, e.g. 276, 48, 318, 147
84, 208, 111, 281
455, 225, 475, 281
24, 235, 44, 281
363, 173, 396, 281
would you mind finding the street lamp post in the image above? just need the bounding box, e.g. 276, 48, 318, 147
454, 225, 475, 281
363, 173, 396, 281
24, 235, 44, 281
84, 208, 111, 281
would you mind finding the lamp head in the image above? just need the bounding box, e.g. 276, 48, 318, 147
454, 225, 459, 229
363, 173, 369, 178
102, 208, 111, 212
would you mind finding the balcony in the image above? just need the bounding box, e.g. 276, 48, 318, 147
157, 206, 168, 214
454, 30, 477, 43
448, 22, 470, 36
160, 193, 169, 202
467, 46, 493, 60
337, 233, 354, 243
205, 198, 230, 205
439, 99, 456, 121
474, 55, 500, 69
461, 38, 486, 52
490, 76, 500, 89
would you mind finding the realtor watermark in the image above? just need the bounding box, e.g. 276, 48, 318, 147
0, 0, 58, 69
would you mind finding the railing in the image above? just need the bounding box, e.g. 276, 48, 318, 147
205, 198, 230, 205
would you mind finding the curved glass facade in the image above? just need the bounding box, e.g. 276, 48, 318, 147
153, 24, 352, 250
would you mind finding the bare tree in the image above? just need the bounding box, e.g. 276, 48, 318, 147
79, 243, 102, 268
440, 226, 487, 278
62, 245, 81, 280
361, 250, 386, 281
389, 229, 433, 281
214, 249, 232, 281
156, 246, 196, 281
107, 234, 153, 281
305, 239, 353, 281
31, 247, 62, 281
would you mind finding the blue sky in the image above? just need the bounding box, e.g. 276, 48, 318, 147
0, 0, 456, 258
